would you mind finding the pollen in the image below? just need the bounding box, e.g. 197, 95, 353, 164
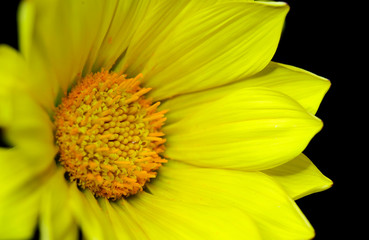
54, 70, 167, 200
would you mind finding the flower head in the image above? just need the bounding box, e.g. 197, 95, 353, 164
0, 0, 332, 239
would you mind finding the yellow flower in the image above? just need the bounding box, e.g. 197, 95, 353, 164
0, 0, 332, 239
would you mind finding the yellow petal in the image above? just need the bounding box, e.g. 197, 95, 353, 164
140, 1, 289, 100
0, 69, 56, 166
18, 0, 34, 61
5, 91, 55, 160
0, 45, 28, 127
69, 186, 115, 240
0, 46, 57, 237
87, 0, 152, 73
18, 0, 123, 98
39, 168, 78, 240
0, 148, 55, 239
240, 62, 330, 114
218, 0, 253, 2
117, 0, 235, 75
18, 0, 58, 110
263, 153, 333, 200
161, 61, 330, 124
164, 87, 322, 170
147, 161, 314, 240
99, 198, 145, 240
113, 0, 191, 75
117, 192, 262, 239
0, 45, 26, 86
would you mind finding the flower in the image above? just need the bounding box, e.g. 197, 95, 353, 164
0, 0, 332, 239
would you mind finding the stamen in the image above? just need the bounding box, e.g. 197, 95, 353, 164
85, 144, 97, 151
146, 136, 164, 142
148, 132, 165, 137
135, 88, 152, 97
146, 102, 161, 112
125, 95, 139, 104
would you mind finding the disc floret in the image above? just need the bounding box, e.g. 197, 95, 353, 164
55, 70, 167, 200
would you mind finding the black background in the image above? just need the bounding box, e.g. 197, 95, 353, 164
1, 1, 358, 239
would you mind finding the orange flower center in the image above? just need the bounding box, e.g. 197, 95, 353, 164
54, 70, 167, 200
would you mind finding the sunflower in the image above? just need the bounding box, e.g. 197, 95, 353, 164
0, 0, 332, 239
